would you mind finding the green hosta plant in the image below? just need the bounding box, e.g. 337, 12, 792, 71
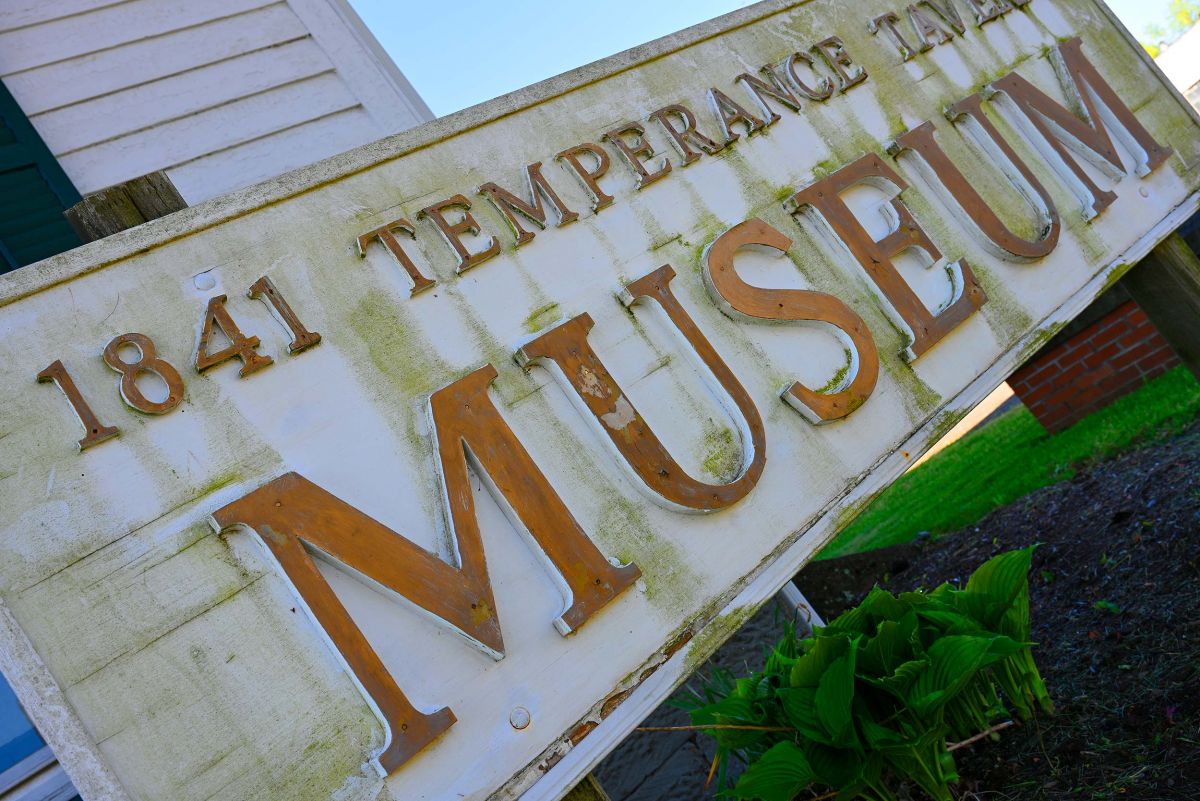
676, 547, 1053, 801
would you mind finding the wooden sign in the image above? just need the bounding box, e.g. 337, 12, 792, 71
2, 1, 1198, 799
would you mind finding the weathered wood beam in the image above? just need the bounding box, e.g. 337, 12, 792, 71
1120, 231, 1200, 380
64, 171, 186, 243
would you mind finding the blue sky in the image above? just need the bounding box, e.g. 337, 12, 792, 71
348, 0, 1173, 117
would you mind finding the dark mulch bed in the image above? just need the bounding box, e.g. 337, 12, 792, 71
796, 422, 1200, 800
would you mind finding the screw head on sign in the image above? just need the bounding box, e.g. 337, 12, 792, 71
509, 706, 531, 730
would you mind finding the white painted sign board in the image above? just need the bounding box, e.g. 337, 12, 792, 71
1, 1, 1198, 800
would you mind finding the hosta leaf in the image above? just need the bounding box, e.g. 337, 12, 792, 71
859, 620, 906, 677
729, 741, 815, 801
790, 633, 851, 688
691, 693, 770, 751
965, 546, 1034, 601
861, 657, 929, 699
937, 746, 960, 784
960, 547, 1035, 629
765, 629, 799, 677
815, 651, 858, 747
907, 635, 992, 717
734, 675, 769, 701
690, 695, 764, 731
864, 587, 908, 622
854, 753, 897, 801
806, 743, 864, 789
997, 579, 1033, 641
826, 596, 873, 635
859, 717, 907, 750
981, 634, 1027, 663
777, 687, 830, 744
898, 589, 953, 613
995, 649, 1054, 719
916, 609, 987, 636
875, 724, 954, 801
906, 611, 930, 658
891, 657, 929, 687
927, 582, 957, 604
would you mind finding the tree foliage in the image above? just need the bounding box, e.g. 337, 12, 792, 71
1142, 0, 1200, 56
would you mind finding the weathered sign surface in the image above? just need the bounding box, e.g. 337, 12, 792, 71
1, 1, 1198, 799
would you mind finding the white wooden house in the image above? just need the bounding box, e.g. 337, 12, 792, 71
1157, 22, 1200, 111
0, 0, 432, 271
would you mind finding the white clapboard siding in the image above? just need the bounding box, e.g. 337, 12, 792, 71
284, 0, 430, 135
1157, 24, 1200, 95
57, 72, 360, 190
0, 0, 277, 74
167, 106, 379, 200
0, 0, 432, 203
34, 39, 336, 155
2, 4, 309, 116
0, 0, 126, 33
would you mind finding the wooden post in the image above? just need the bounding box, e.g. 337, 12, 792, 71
64, 171, 187, 243
563, 774, 612, 801
1120, 232, 1200, 380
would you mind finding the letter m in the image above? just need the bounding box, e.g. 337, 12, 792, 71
210, 365, 639, 773
990, 37, 1172, 219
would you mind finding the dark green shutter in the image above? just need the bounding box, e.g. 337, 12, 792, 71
0, 80, 82, 274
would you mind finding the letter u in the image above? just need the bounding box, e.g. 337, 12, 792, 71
517, 265, 766, 512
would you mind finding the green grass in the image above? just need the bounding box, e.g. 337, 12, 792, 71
820, 366, 1200, 560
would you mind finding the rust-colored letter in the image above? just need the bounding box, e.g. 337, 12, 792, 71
518, 266, 765, 512
921, 0, 967, 34
356, 218, 437, 295
555, 143, 615, 212
891, 113, 1061, 260
602, 122, 672, 189
38, 360, 120, 451
988, 37, 1172, 219
249, 275, 322, 354
907, 4, 954, 51
418, 194, 501, 272
868, 12, 918, 61
773, 52, 836, 101
964, 0, 1016, 25
648, 103, 723, 166
195, 294, 274, 378
786, 153, 986, 360
478, 162, 580, 247
703, 219, 879, 423
734, 71, 802, 124
813, 37, 869, 92
708, 88, 768, 145
211, 365, 639, 773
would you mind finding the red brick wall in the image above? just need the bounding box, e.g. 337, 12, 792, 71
1008, 300, 1180, 433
